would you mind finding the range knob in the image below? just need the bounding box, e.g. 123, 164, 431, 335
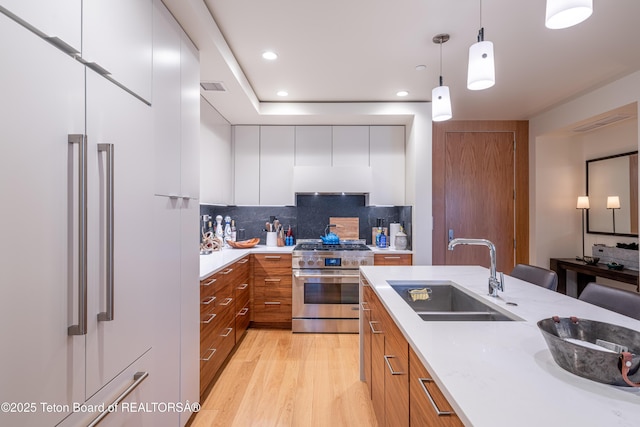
360, 259, 369, 265
298, 260, 306, 267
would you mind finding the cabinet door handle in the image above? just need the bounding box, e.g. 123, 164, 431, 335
203, 277, 217, 286
384, 256, 401, 259
360, 302, 370, 311
384, 355, 405, 375
68, 134, 87, 336
201, 296, 216, 305
419, 377, 455, 416
237, 283, 249, 290
87, 371, 149, 427
369, 321, 383, 334
238, 258, 249, 264
98, 143, 115, 322
237, 307, 249, 316
220, 297, 233, 306
222, 268, 233, 275
264, 301, 281, 305
221, 327, 233, 337
264, 256, 282, 260
201, 348, 217, 361
265, 278, 281, 283
362, 279, 370, 287
201, 313, 216, 324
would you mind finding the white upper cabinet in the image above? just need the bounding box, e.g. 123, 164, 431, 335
260, 126, 295, 205
0, 0, 81, 54
153, 3, 200, 199
370, 126, 406, 205
295, 126, 332, 166
83, 0, 152, 102
333, 126, 370, 167
233, 125, 260, 205
200, 99, 232, 204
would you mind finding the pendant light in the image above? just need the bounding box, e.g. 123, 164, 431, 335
432, 33, 452, 122
545, 0, 593, 29
467, 0, 495, 91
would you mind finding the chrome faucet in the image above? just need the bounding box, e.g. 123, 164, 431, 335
447, 238, 504, 297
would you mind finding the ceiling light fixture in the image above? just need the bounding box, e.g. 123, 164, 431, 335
432, 33, 452, 122
276, 90, 288, 97
467, 0, 495, 91
262, 51, 278, 60
396, 90, 409, 97
545, 0, 593, 29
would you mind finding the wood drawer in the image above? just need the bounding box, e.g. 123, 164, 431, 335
253, 297, 292, 322
254, 274, 292, 289
235, 301, 250, 342
200, 315, 236, 396
200, 270, 224, 300
409, 347, 463, 426
235, 281, 250, 309
253, 253, 292, 275
374, 253, 413, 265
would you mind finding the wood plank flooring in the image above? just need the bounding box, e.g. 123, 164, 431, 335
191, 329, 378, 427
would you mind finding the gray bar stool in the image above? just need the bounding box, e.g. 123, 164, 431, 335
510, 264, 558, 291
578, 282, 640, 320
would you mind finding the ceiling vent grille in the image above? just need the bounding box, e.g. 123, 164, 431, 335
572, 114, 632, 133
200, 81, 227, 92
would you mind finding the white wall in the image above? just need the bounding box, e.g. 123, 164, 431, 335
200, 97, 232, 204
530, 71, 640, 267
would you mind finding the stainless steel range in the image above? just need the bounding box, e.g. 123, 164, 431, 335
292, 240, 373, 333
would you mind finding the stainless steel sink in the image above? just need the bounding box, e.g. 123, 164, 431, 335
388, 280, 520, 322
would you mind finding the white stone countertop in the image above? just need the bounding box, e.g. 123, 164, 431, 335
360, 265, 640, 427
199, 245, 295, 280
367, 246, 413, 254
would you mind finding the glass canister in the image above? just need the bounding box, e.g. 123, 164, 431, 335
395, 232, 408, 250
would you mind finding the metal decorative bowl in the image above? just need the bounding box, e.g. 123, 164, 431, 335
538, 316, 640, 387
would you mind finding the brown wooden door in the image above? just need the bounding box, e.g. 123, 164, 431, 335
444, 131, 515, 273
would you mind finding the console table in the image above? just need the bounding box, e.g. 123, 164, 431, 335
550, 258, 639, 296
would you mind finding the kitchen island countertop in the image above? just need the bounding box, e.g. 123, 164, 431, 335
360, 265, 640, 427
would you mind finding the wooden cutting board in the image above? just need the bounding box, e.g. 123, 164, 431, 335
330, 217, 359, 240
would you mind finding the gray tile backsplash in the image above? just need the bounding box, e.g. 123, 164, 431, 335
200, 195, 411, 247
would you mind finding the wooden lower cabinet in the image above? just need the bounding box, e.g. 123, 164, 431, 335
252, 253, 292, 326
410, 347, 464, 426
199, 255, 250, 397
374, 253, 413, 265
362, 275, 463, 427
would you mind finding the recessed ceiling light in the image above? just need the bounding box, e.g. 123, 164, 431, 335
415, 65, 427, 71
277, 90, 288, 97
262, 51, 278, 60
396, 91, 409, 97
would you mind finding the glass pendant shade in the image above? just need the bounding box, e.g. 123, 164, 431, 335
545, 0, 593, 29
467, 40, 495, 90
432, 85, 452, 122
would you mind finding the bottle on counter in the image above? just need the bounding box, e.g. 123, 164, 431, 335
215, 215, 224, 241
230, 220, 237, 242
224, 216, 232, 245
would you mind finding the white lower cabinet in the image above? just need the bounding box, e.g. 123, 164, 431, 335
0, 11, 154, 427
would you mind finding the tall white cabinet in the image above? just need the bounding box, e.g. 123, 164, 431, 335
152, 2, 200, 426
0, 1, 197, 426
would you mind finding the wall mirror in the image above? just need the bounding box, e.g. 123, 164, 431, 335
586, 151, 638, 236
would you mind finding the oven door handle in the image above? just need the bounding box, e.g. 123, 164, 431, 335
293, 272, 360, 280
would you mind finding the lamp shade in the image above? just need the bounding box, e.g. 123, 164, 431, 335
545, 0, 593, 29
467, 40, 495, 91
576, 196, 590, 209
432, 85, 452, 122
607, 196, 621, 209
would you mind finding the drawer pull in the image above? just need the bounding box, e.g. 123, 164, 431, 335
384, 256, 401, 259
221, 327, 233, 337
238, 258, 249, 264
237, 283, 249, 290
418, 377, 455, 416
201, 313, 216, 324
264, 278, 281, 283
201, 296, 216, 305
219, 297, 233, 306
203, 277, 217, 286
264, 256, 282, 260
362, 279, 370, 286
360, 302, 370, 311
384, 355, 405, 375
237, 307, 249, 316
201, 348, 216, 361
222, 268, 233, 275
87, 371, 149, 427
264, 301, 281, 305
369, 321, 383, 334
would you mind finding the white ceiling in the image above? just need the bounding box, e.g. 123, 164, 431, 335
163, 0, 640, 125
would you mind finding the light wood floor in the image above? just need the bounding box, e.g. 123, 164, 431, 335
191, 329, 378, 427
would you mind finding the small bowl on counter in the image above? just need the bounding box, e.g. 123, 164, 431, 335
582, 256, 600, 265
